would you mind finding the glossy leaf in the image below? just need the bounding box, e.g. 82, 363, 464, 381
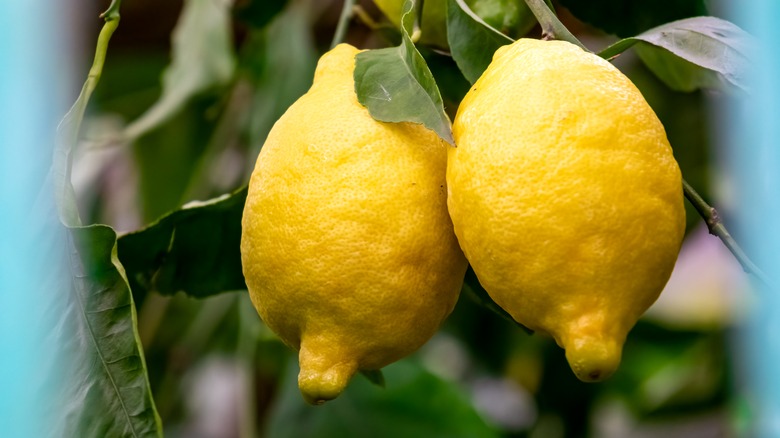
118, 186, 248, 299
447, 0, 512, 84
598, 17, 753, 92
354, 0, 453, 144
124, 0, 236, 140
46, 16, 162, 437
266, 359, 500, 437
559, 0, 707, 38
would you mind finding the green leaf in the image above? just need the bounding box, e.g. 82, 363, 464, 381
469, 0, 537, 38
447, 0, 513, 84
123, 0, 236, 140
266, 359, 500, 437
52, 225, 163, 438
354, 0, 454, 144
117, 186, 247, 299
47, 15, 163, 437
360, 369, 387, 388
558, 0, 707, 38
597, 17, 754, 93
234, 0, 288, 29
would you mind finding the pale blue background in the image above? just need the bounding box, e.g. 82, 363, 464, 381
0, 1, 67, 437
727, 1, 780, 437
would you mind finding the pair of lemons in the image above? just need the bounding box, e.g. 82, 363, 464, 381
240, 40, 685, 404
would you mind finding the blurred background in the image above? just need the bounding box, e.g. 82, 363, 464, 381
4, 0, 775, 437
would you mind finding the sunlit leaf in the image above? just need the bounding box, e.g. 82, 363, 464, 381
447, 0, 513, 84
117, 186, 247, 300
124, 0, 236, 140
558, 0, 707, 38
598, 17, 753, 92
354, 0, 453, 144
266, 359, 500, 437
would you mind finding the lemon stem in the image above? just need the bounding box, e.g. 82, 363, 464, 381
56, 2, 120, 225
331, 0, 357, 49
683, 179, 775, 288
100, 0, 122, 21
522, 0, 587, 50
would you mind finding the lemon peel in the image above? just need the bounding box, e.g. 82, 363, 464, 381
241, 43, 467, 403
447, 38, 685, 382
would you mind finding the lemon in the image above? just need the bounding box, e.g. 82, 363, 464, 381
447, 39, 685, 382
241, 44, 467, 404
373, 0, 536, 49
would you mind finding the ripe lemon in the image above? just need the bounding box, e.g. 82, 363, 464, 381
447, 39, 685, 382
241, 44, 467, 404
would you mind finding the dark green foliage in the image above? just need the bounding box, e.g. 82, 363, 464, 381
559, 0, 708, 37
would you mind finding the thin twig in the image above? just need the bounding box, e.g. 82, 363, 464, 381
100, 0, 122, 21
683, 179, 774, 288
331, 0, 357, 49
522, 0, 586, 50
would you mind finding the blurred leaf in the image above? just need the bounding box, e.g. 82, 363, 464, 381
234, 0, 288, 29
46, 18, 162, 437
470, 0, 537, 38
558, 0, 707, 38
124, 0, 236, 140
266, 359, 500, 437
133, 99, 220, 222
611, 325, 728, 415
447, 0, 512, 84
354, 0, 453, 144
243, 1, 317, 162
598, 17, 753, 92
118, 186, 247, 299
360, 369, 387, 388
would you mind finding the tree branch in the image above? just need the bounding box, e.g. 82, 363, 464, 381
683, 179, 774, 288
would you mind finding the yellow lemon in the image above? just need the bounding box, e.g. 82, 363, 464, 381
447, 39, 685, 382
241, 44, 467, 404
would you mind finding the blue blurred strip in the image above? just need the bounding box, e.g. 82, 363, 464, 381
0, 1, 66, 437
727, 1, 780, 437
